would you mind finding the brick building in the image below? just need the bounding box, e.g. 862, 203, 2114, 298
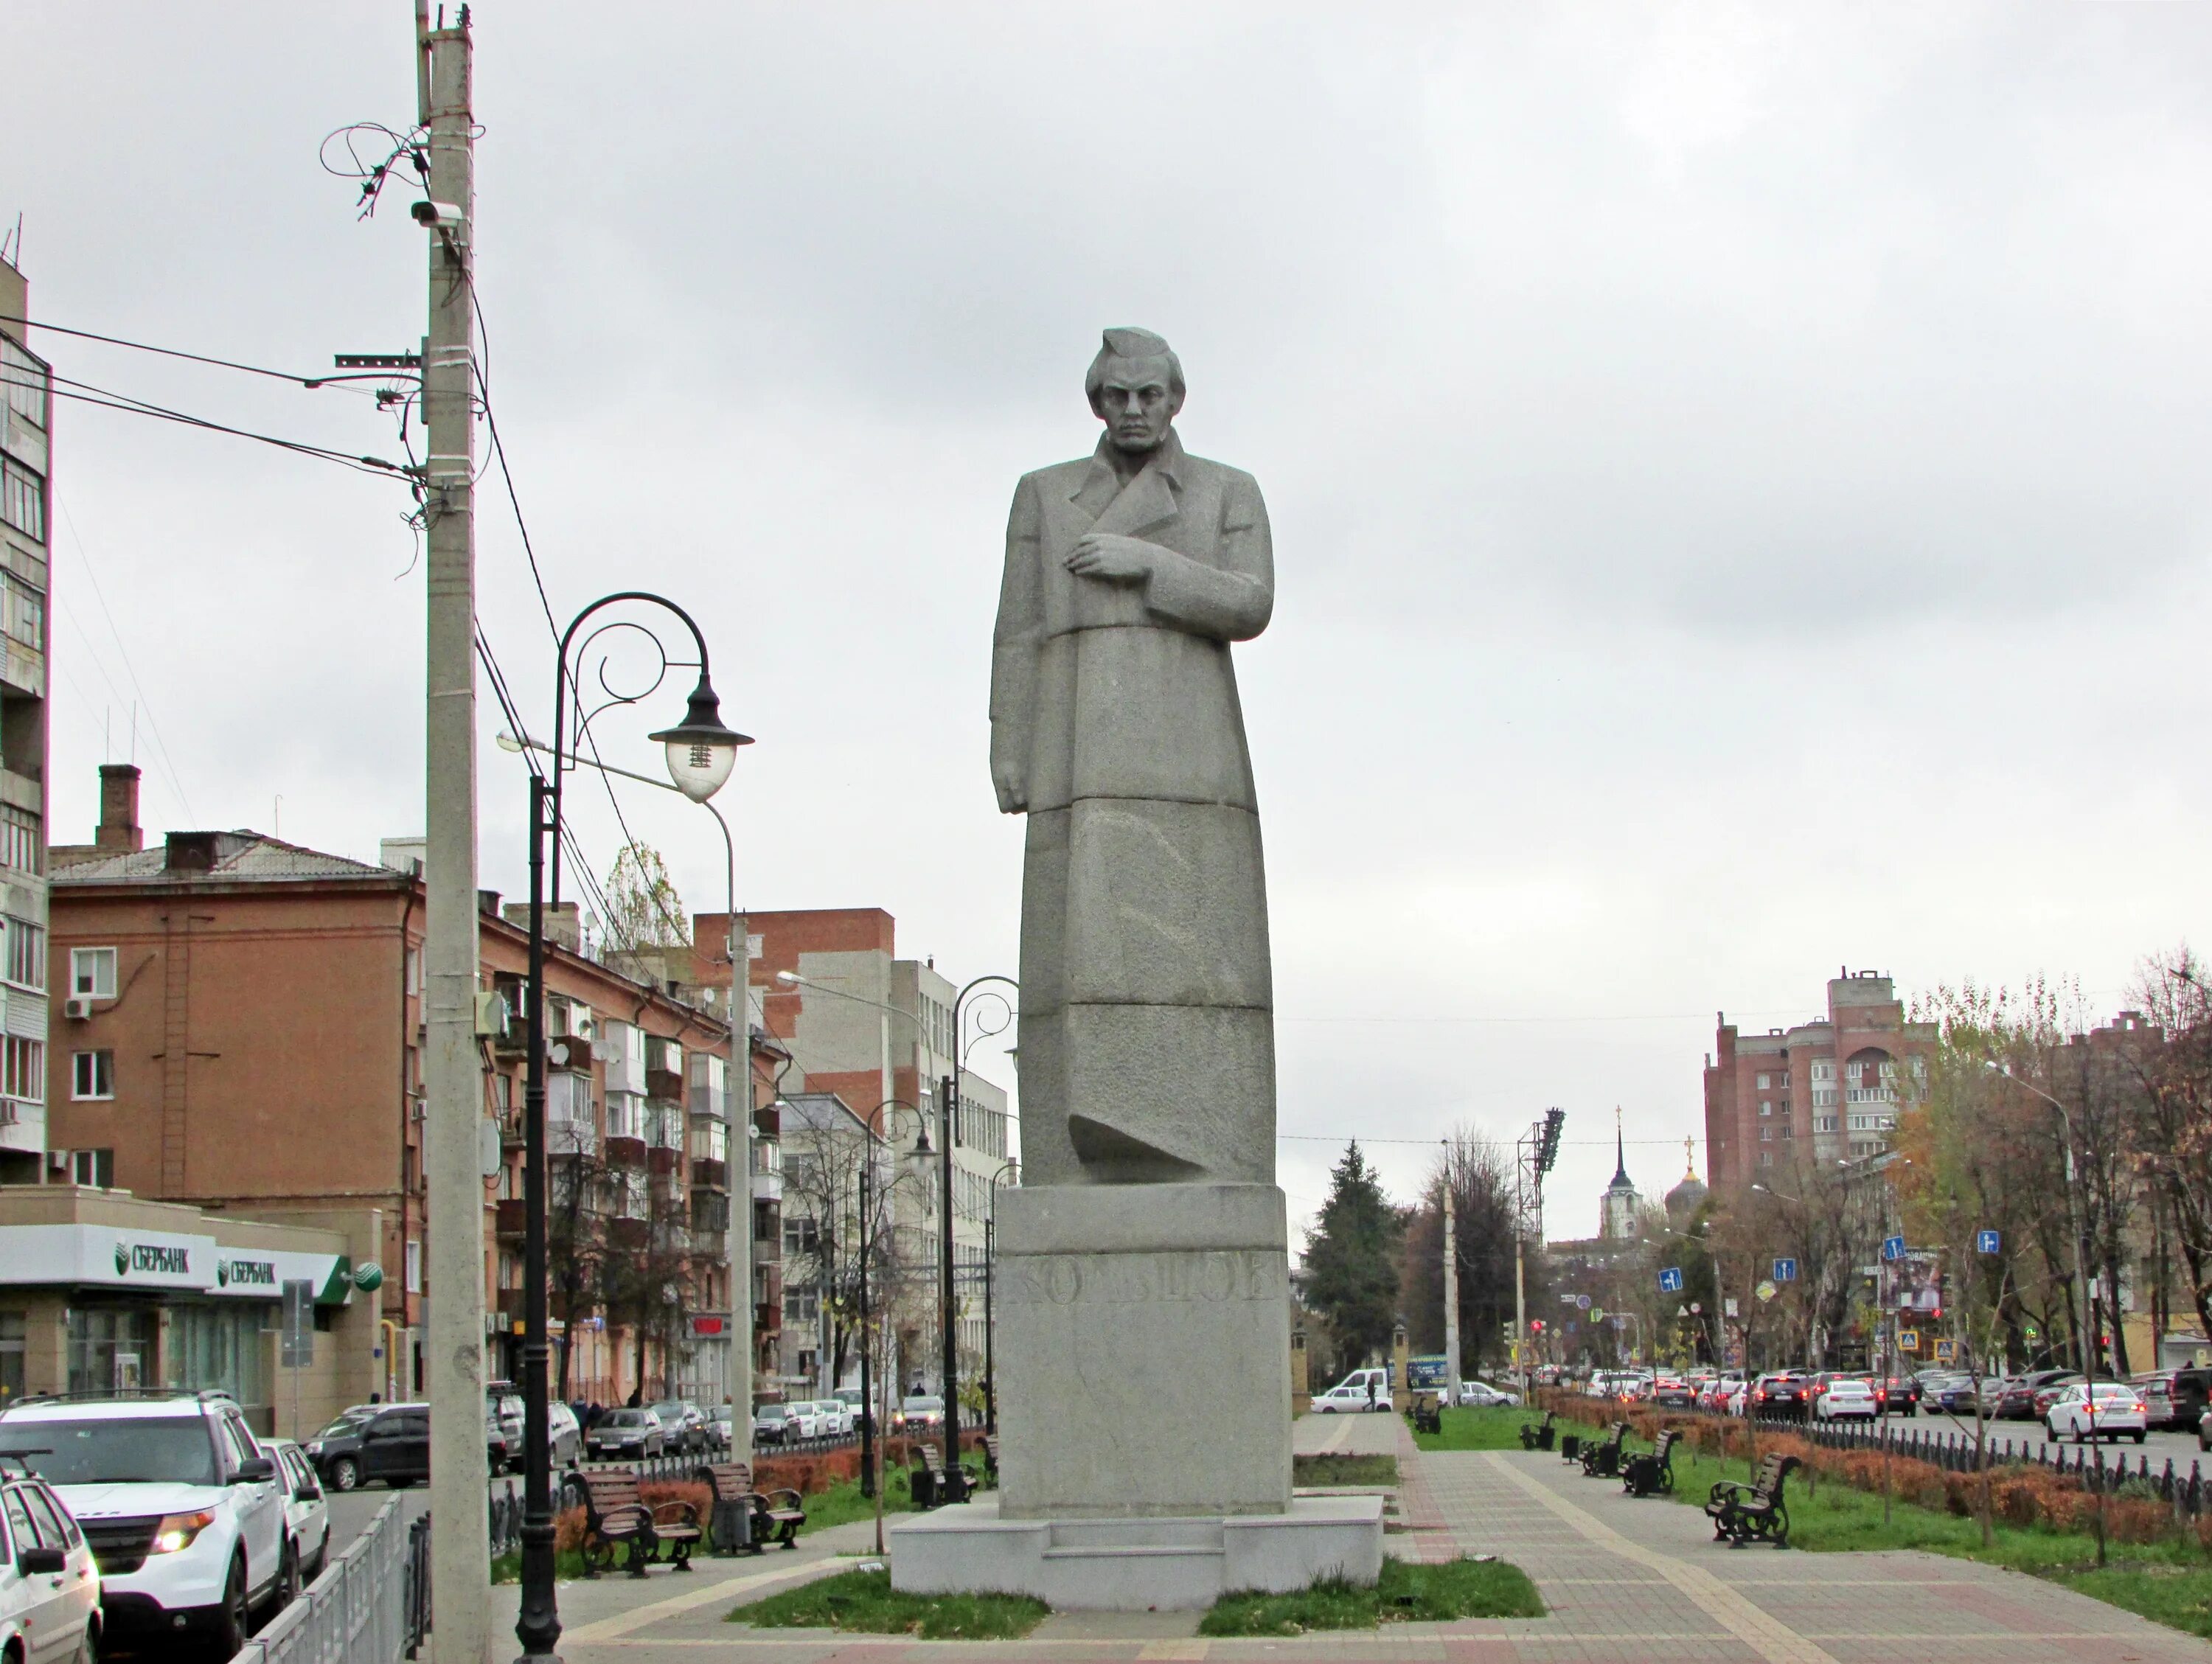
43, 767, 771, 1407
1703, 967, 1938, 1191
0, 254, 54, 1187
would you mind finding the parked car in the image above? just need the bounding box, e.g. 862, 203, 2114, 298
706, 1405, 735, 1452
2200, 1404, 2212, 1453
2046, 1382, 2149, 1444
1921, 1373, 1980, 1416
545, 1401, 583, 1466
262, 1438, 331, 1590
487, 1382, 526, 1463
2135, 1369, 2212, 1432
650, 1402, 707, 1455
1649, 1377, 1697, 1410
1815, 1377, 1879, 1421
1310, 1385, 1382, 1414
2031, 1376, 2088, 1420
1877, 1376, 1921, 1416
0, 1390, 287, 1659
751, 1404, 798, 1447
1997, 1369, 2079, 1420
1457, 1380, 1518, 1407
812, 1399, 855, 1437
1750, 1372, 1810, 1420
585, 1408, 665, 1460
0, 1456, 102, 1664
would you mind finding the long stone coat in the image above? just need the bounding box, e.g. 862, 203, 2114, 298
990, 431, 1276, 1187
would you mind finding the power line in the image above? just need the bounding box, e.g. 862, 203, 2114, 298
0, 310, 384, 391
43, 377, 409, 481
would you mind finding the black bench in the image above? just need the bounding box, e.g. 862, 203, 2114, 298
1519, 1409, 1557, 1451
1705, 1452, 1801, 1548
982, 1433, 1001, 1487
574, 1468, 702, 1578
1411, 1393, 1444, 1435
695, 1462, 804, 1555
911, 1442, 956, 1509
1580, 1421, 1630, 1478
1622, 1428, 1680, 1497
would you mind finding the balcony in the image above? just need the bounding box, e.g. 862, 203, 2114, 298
690, 1157, 727, 1191
647, 1144, 681, 1178
751, 1169, 783, 1203
495, 1199, 526, 1241
753, 1104, 779, 1139
606, 1135, 645, 1169
495, 1287, 526, 1326
610, 1216, 649, 1250
646, 1066, 684, 1101
755, 1301, 780, 1335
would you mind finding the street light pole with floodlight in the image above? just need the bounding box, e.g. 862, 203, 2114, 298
516, 593, 748, 1664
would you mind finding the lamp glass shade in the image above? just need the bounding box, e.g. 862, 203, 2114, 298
664, 735, 738, 803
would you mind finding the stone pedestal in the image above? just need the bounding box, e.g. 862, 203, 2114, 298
995, 1182, 1291, 1519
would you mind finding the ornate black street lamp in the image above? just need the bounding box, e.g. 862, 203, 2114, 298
516, 593, 748, 1663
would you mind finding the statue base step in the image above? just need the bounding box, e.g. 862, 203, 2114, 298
888, 1493, 1385, 1611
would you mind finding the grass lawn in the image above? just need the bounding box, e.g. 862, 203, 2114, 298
1552, 1410, 2212, 1640
728, 1567, 1048, 1639
1201, 1556, 1545, 1635
1294, 1453, 1398, 1487
1410, 1405, 1537, 1452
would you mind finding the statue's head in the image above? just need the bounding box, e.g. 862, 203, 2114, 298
1085, 327, 1184, 456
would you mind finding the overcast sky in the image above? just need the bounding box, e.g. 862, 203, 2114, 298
6, 4, 2210, 1244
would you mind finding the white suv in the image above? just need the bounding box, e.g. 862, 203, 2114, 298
0, 1392, 289, 1659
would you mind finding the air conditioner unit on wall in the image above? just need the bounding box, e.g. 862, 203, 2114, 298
63, 997, 92, 1020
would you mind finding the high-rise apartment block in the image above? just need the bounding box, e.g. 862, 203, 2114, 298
1704, 968, 1937, 1191
0, 256, 51, 1188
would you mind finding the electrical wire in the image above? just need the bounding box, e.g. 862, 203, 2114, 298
42, 379, 411, 481
0, 311, 386, 393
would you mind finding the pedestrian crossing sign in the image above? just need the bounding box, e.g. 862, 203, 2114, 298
1898, 1329, 1921, 1351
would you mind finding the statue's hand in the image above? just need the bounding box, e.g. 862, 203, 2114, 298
1066, 533, 1155, 585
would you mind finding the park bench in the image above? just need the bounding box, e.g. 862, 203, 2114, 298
982, 1433, 1001, 1487
1579, 1421, 1631, 1478
1411, 1393, 1444, 1435
1705, 1452, 1801, 1548
911, 1442, 959, 1509
1519, 1409, 1557, 1451
575, 1468, 701, 1577
694, 1462, 804, 1555
1621, 1428, 1680, 1497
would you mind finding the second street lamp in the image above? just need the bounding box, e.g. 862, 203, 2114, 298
517, 591, 748, 1664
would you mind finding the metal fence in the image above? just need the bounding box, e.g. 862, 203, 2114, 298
228, 1498, 431, 1664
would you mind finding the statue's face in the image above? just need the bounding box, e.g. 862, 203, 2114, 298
1093, 356, 1182, 454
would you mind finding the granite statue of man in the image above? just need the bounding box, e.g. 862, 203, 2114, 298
990, 328, 1276, 1187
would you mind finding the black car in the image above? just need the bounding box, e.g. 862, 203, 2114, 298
309, 1403, 501, 1490
2141, 1368, 2212, 1431
1921, 1373, 1980, 1415
1877, 1376, 1921, 1416
1997, 1368, 2079, 1420
1750, 1373, 1810, 1420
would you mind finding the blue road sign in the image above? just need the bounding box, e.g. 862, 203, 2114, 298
1576, 1294, 1591, 1309
1882, 1234, 1907, 1262
1565, 1321, 1579, 1335
1659, 1267, 1685, 1293
1976, 1229, 2001, 1256
1773, 1257, 1798, 1283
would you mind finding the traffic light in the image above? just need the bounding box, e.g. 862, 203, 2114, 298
1530, 1319, 1545, 1334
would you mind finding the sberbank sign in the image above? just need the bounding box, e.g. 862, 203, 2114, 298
216, 1258, 276, 1289
114, 1242, 193, 1277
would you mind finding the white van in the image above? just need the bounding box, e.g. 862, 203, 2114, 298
1321, 1368, 1391, 1410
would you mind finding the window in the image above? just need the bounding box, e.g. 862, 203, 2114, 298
1778, 1124, 1794, 1139
1, 339, 46, 429
1, 458, 42, 543
69, 947, 116, 1000
692, 1118, 728, 1164
1812, 1060, 1834, 1082
606, 1091, 644, 1141
1759, 1151, 1774, 1166
1816, 1115, 1840, 1133
3, 916, 40, 989
783, 1286, 819, 1326
66, 1149, 112, 1187
70, 1050, 112, 1100
1780, 1071, 1792, 1088
1, 576, 41, 653
0, 806, 35, 875
1756, 1073, 1770, 1090
1, 1036, 41, 1105
1758, 1100, 1772, 1116
404, 1239, 422, 1292
784, 1214, 818, 1256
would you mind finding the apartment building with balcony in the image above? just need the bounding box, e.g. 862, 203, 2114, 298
1704, 968, 1938, 1191
684, 907, 1014, 1396
0, 257, 52, 1186
42, 769, 748, 1407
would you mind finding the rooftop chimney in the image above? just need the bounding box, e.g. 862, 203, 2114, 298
97, 764, 142, 852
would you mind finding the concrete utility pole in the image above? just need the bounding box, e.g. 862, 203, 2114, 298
1441, 1158, 1460, 1392
418, 10, 491, 1660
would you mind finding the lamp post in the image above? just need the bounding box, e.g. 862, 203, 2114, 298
517, 593, 748, 1663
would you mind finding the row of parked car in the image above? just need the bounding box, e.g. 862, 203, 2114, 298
0, 1389, 335, 1661
1307, 1368, 1523, 1413
1581, 1361, 2212, 1447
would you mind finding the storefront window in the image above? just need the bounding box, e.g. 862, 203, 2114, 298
161, 1303, 271, 1415
0, 1312, 24, 1403
66, 1306, 156, 1395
